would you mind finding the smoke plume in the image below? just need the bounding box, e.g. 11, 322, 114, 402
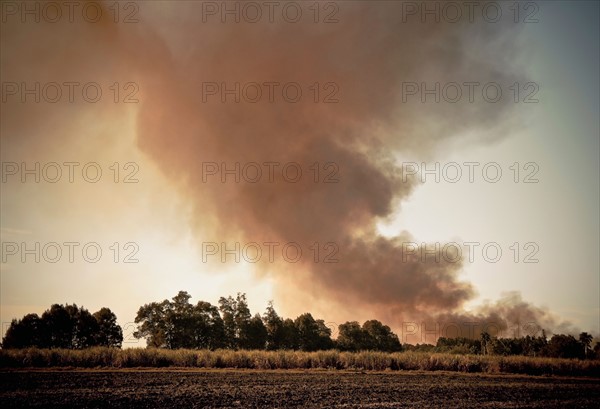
1, 1, 573, 339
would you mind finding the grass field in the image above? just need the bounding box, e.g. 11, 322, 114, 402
1, 347, 599, 377
1, 369, 599, 408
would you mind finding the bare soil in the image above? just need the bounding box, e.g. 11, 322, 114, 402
1, 369, 599, 408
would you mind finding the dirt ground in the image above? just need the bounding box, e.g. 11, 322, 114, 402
1, 369, 599, 408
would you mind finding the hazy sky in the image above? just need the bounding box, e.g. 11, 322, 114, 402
384, 1, 599, 333
1, 1, 598, 346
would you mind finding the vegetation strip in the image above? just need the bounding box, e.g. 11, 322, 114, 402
1, 348, 599, 378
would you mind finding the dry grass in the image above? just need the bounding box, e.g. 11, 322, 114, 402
1, 348, 598, 377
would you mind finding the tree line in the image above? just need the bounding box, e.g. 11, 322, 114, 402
1, 304, 122, 349
2, 291, 599, 360
405, 330, 598, 360
133, 291, 402, 352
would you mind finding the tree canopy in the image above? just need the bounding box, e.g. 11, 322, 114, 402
134, 291, 225, 349
130, 292, 406, 352
2, 304, 122, 349
3, 291, 597, 361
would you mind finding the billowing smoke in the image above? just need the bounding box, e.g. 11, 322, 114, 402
1, 1, 572, 340
133, 1, 569, 339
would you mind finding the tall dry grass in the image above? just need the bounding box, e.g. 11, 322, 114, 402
1, 348, 598, 377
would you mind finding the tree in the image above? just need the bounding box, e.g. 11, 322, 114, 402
234, 294, 252, 328
134, 299, 171, 348
41, 304, 76, 348
593, 342, 600, 360
295, 313, 319, 351
337, 321, 366, 351
362, 320, 402, 352
489, 337, 524, 356
169, 291, 196, 348
239, 314, 267, 350
218, 295, 237, 348
521, 335, 546, 357
93, 308, 123, 348
191, 301, 226, 350
134, 291, 226, 350
234, 294, 253, 347
2, 304, 123, 349
218, 293, 252, 349
294, 313, 333, 351
544, 334, 584, 359
1, 314, 44, 349
335, 319, 403, 353
579, 332, 593, 358
69, 305, 100, 349
314, 319, 334, 350
263, 301, 285, 350
480, 332, 491, 355
40, 303, 100, 349
280, 318, 299, 350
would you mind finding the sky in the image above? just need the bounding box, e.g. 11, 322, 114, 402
1, 0, 598, 347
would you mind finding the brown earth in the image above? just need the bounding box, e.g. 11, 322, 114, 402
1, 369, 599, 408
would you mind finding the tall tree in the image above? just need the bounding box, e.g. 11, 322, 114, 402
480, 332, 491, 355
41, 304, 76, 348
362, 320, 402, 352
579, 332, 593, 358
263, 301, 284, 350
337, 321, 366, 351
315, 319, 334, 350
234, 293, 252, 341
594, 342, 600, 360
294, 313, 333, 351
93, 308, 123, 348
240, 313, 267, 350
218, 293, 252, 349
280, 318, 300, 350
69, 305, 100, 349
134, 300, 171, 348
169, 291, 196, 348
191, 301, 226, 349
218, 295, 237, 348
